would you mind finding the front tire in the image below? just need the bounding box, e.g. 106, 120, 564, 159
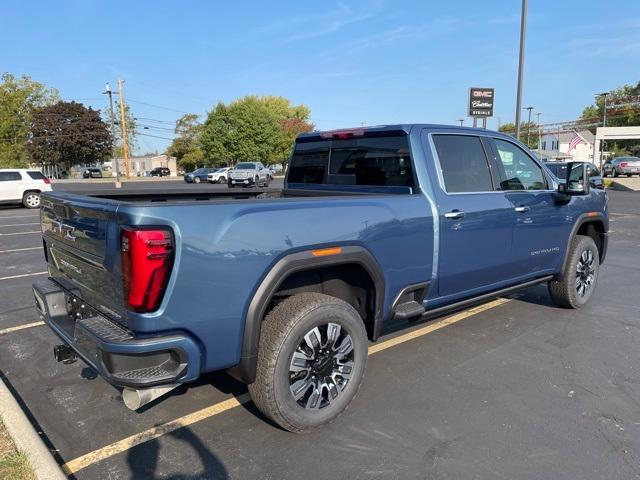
22, 191, 41, 209
612, 169, 618, 178
548, 235, 599, 309
248, 293, 368, 433
194, 176, 201, 184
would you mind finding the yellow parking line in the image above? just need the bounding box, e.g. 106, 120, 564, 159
61, 296, 511, 475
0, 321, 45, 335
0, 272, 47, 281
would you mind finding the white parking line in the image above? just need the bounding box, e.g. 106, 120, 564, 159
0, 247, 42, 254
0, 231, 40, 236
0, 272, 47, 281
0, 223, 40, 228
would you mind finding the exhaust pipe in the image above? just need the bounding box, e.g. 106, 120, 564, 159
122, 384, 179, 410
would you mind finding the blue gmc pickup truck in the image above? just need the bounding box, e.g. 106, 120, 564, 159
33, 125, 608, 432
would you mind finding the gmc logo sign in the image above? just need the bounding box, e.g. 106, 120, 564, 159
468, 87, 495, 117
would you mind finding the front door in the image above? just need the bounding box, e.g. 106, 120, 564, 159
0, 171, 22, 201
430, 133, 516, 298
489, 137, 569, 275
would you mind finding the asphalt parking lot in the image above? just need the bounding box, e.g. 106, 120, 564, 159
1, 186, 639, 480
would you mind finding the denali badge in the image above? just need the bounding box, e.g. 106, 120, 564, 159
51, 220, 76, 241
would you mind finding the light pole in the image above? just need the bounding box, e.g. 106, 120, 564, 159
103, 83, 121, 188
514, 0, 528, 141
596, 92, 609, 127
596, 92, 609, 167
457, 119, 464, 126
536, 112, 542, 158
524, 106, 534, 146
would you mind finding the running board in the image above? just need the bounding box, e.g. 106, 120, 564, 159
415, 275, 554, 321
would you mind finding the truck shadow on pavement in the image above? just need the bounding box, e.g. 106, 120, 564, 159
126, 427, 229, 479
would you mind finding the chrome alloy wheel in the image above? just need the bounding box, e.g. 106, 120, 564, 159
576, 249, 596, 297
289, 323, 355, 410
25, 193, 40, 208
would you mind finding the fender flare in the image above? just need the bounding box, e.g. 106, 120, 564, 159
558, 212, 608, 278
227, 245, 385, 384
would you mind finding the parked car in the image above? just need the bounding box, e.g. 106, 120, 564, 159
544, 161, 604, 189
150, 167, 171, 177
228, 162, 270, 187
82, 167, 102, 178
33, 125, 608, 433
602, 156, 640, 177
0, 169, 52, 208
184, 168, 217, 183
207, 167, 233, 184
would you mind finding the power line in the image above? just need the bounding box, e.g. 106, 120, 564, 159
127, 99, 195, 115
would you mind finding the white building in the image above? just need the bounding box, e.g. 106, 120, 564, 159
104, 154, 178, 177
539, 129, 594, 162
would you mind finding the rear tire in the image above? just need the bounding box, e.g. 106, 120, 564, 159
248, 293, 368, 433
548, 235, 599, 309
194, 177, 201, 184
218, 177, 226, 184
22, 191, 41, 209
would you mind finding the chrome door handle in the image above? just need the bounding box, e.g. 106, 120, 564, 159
514, 206, 530, 213
444, 210, 465, 219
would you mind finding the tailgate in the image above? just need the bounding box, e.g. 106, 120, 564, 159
40, 193, 128, 322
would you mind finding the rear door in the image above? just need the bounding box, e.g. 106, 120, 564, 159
488, 137, 568, 276
0, 171, 22, 201
429, 133, 516, 298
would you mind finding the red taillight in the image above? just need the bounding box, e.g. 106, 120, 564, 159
620, 162, 628, 168
121, 227, 174, 313
43, 178, 51, 184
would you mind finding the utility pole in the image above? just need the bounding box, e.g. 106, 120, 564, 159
117, 79, 131, 179
524, 106, 534, 146
103, 83, 121, 188
536, 112, 542, 158
514, 0, 527, 141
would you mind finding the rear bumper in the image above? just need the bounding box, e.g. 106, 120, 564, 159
32, 277, 201, 388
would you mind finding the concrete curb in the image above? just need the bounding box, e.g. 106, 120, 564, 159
0, 376, 67, 480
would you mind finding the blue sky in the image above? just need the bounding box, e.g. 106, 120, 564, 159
2, 0, 639, 153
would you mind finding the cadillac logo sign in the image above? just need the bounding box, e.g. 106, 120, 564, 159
468, 87, 494, 117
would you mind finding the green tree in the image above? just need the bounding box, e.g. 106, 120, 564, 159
0, 73, 58, 167
580, 81, 640, 128
166, 113, 204, 171
498, 121, 540, 149
580, 81, 640, 153
27, 101, 112, 172
199, 95, 313, 166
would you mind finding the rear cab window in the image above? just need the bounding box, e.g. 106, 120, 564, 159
288, 132, 414, 191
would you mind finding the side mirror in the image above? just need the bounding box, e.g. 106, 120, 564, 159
559, 162, 590, 196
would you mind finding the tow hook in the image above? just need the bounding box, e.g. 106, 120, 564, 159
53, 344, 77, 364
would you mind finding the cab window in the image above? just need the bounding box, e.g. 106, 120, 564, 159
493, 139, 548, 190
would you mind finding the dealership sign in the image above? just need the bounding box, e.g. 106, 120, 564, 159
468, 87, 494, 117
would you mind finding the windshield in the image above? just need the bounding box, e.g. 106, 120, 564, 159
235, 163, 256, 170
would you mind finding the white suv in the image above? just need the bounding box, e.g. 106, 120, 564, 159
0, 169, 52, 208
207, 167, 233, 184
228, 162, 270, 188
